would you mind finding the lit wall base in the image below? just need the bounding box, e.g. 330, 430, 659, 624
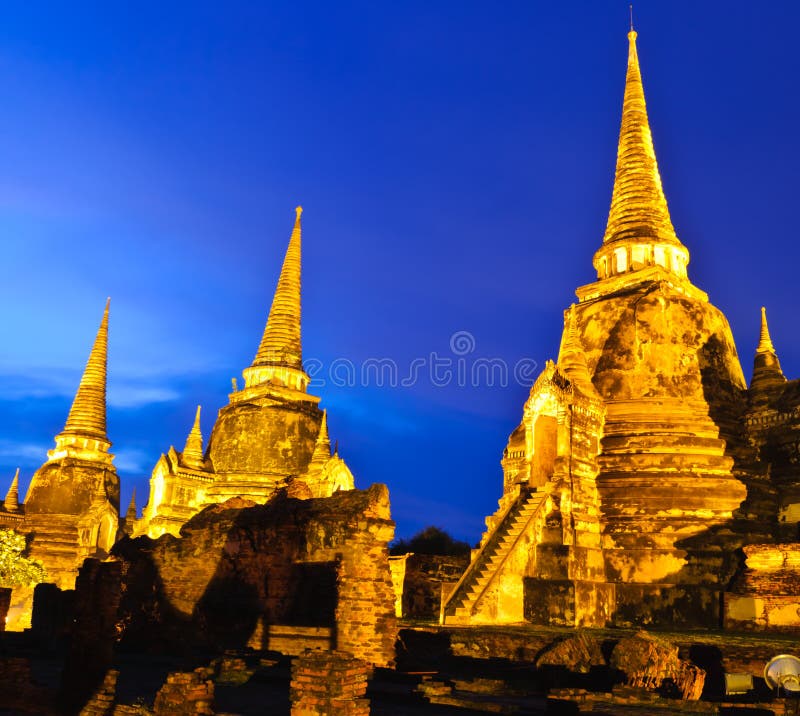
610, 582, 720, 629
524, 579, 615, 628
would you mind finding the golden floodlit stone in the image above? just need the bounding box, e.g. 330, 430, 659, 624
137, 207, 355, 539
0, 301, 120, 627
443, 26, 800, 631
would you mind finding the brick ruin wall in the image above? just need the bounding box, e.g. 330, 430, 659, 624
390, 553, 469, 620
69, 484, 397, 669
724, 543, 800, 632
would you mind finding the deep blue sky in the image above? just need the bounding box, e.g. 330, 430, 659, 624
1, 2, 799, 543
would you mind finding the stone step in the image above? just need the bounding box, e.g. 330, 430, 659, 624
444, 491, 548, 624
500, 530, 521, 541
447, 614, 471, 625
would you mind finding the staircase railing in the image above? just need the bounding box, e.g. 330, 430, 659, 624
441, 487, 535, 622
465, 490, 550, 615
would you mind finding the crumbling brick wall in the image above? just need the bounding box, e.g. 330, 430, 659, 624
75, 484, 397, 667
400, 554, 468, 620
724, 543, 800, 632
153, 669, 214, 716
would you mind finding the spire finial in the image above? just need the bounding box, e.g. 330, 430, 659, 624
751, 306, 785, 390
182, 405, 205, 469
60, 299, 110, 441
4, 469, 20, 513
757, 306, 776, 354
126, 488, 137, 520
558, 306, 597, 396
629, 4, 634, 32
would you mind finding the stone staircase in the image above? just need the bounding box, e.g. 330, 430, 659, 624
442, 489, 546, 624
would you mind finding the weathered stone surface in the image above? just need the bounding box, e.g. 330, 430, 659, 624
153, 668, 214, 716
442, 27, 800, 632
610, 631, 705, 700
724, 543, 800, 632
536, 632, 605, 673
78, 669, 119, 716
74, 485, 397, 667
390, 553, 469, 620
290, 650, 369, 716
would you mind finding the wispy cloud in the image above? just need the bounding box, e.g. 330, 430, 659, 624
113, 447, 154, 475
0, 372, 80, 401
0, 440, 53, 463
0, 439, 153, 482
0, 372, 180, 409
0, 439, 53, 476
107, 384, 180, 408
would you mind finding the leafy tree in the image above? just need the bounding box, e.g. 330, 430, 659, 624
389, 526, 471, 557
0, 529, 47, 588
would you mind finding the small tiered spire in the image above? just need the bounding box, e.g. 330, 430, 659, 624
4, 469, 20, 513
60, 299, 110, 441
309, 411, 332, 469
92, 476, 108, 504
751, 306, 786, 392
181, 405, 205, 469
558, 307, 598, 397
126, 489, 137, 521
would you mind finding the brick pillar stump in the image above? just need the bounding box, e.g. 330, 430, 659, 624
290, 650, 370, 716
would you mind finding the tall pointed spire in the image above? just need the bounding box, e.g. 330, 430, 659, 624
4, 469, 20, 513
751, 306, 785, 391
582, 26, 694, 297
242, 207, 308, 393
181, 405, 205, 469
254, 207, 303, 370
604, 28, 678, 246
61, 299, 110, 441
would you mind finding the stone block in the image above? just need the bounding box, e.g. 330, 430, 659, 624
524, 579, 575, 626
612, 582, 719, 628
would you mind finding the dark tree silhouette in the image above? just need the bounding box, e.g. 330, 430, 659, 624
389, 526, 470, 557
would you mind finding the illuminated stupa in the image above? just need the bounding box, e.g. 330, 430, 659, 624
0, 300, 120, 626
443, 27, 800, 628
137, 207, 355, 538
